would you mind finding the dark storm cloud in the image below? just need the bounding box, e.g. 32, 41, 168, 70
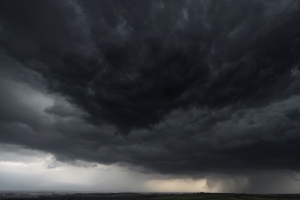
1, 54, 300, 176
1, 0, 300, 134
1, 0, 300, 191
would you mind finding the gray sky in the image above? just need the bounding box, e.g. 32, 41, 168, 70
1, 0, 300, 193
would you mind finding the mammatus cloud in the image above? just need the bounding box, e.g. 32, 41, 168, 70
1, 0, 300, 193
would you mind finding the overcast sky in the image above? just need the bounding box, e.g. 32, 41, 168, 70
1, 0, 300, 193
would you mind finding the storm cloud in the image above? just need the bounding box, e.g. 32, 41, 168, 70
1, 0, 300, 193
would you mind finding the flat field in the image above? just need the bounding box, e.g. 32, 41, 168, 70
146, 193, 300, 200
1, 192, 300, 200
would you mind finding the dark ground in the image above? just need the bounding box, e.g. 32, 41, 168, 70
1, 192, 300, 200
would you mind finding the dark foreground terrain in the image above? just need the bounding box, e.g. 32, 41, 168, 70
1, 192, 300, 200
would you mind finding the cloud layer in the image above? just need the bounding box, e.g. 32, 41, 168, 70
1, 0, 300, 193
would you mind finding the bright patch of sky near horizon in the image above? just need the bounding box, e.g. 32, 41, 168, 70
1, 144, 300, 193
0, 144, 209, 193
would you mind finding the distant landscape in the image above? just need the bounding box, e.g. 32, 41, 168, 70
1, 192, 300, 200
